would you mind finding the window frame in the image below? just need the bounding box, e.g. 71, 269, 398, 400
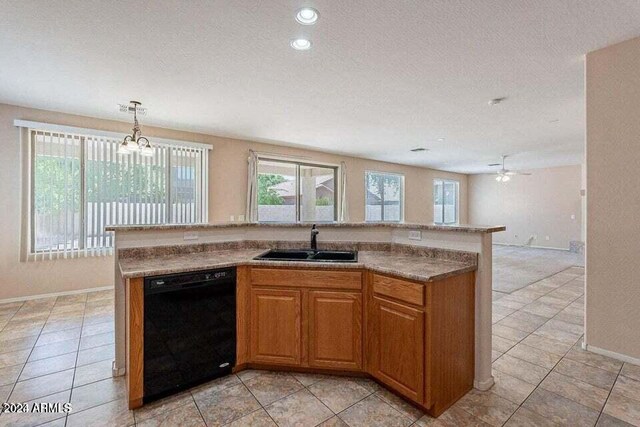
256, 156, 340, 224
364, 170, 405, 223
19, 120, 210, 258
433, 178, 459, 225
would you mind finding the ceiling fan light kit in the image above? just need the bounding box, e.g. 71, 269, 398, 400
491, 155, 531, 182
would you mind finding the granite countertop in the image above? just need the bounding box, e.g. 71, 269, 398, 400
118, 249, 477, 282
106, 221, 505, 234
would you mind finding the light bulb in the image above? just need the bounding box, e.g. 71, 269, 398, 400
139, 144, 154, 157
290, 38, 312, 50
118, 142, 131, 154
296, 8, 319, 25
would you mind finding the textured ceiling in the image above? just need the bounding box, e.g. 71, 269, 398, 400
1, 1, 639, 173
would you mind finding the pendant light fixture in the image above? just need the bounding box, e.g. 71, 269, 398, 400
118, 100, 153, 156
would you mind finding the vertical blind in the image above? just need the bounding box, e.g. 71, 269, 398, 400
30, 128, 209, 259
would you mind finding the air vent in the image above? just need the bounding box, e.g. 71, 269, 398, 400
410, 147, 429, 152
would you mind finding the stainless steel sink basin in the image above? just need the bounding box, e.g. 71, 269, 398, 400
253, 249, 358, 263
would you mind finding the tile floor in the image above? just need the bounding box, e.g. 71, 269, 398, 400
1, 267, 639, 426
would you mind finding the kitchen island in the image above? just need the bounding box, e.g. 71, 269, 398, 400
107, 222, 504, 416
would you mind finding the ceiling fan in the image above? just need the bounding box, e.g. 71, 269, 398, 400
489, 155, 532, 182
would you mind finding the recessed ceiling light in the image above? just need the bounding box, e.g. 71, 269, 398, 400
410, 147, 429, 152
290, 38, 312, 50
436, 138, 445, 142
549, 119, 560, 123
296, 7, 319, 25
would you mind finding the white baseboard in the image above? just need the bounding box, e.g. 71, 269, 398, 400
0, 285, 113, 304
583, 344, 640, 366
493, 242, 571, 251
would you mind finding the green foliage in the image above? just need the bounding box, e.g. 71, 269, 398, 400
34, 156, 169, 214
315, 197, 332, 206
258, 174, 286, 205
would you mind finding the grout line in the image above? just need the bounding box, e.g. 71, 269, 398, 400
593, 362, 624, 426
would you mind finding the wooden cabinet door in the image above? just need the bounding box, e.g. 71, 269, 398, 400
250, 289, 302, 365
308, 291, 362, 370
369, 296, 424, 402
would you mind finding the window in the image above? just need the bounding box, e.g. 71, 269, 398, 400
433, 179, 459, 224
28, 126, 209, 256
365, 171, 404, 222
257, 158, 338, 223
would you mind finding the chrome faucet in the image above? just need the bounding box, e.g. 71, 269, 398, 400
310, 224, 319, 252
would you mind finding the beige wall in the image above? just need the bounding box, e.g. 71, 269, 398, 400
468, 165, 582, 250
586, 36, 640, 360
0, 103, 467, 300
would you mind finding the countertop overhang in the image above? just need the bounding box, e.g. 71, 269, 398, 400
106, 221, 506, 234
118, 249, 477, 283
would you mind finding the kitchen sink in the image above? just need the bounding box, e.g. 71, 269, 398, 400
253, 249, 358, 263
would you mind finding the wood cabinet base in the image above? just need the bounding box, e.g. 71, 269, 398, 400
126, 266, 475, 416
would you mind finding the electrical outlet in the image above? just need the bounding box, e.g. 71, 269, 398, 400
408, 230, 421, 241
229, 215, 235, 222
184, 231, 198, 241
571, 214, 576, 220
238, 214, 245, 221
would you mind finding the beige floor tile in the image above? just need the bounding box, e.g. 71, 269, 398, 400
291, 372, 332, 386
82, 314, 114, 326
521, 301, 564, 318
81, 320, 115, 337
455, 389, 518, 426
0, 348, 31, 368
86, 289, 114, 302
532, 324, 581, 345
79, 331, 114, 350
522, 388, 600, 427
28, 338, 79, 361
0, 383, 12, 402
0, 389, 71, 427
20, 352, 77, 380
544, 318, 585, 335
493, 297, 528, 311
41, 318, 83, 334
134, 391, 193, 422
10, 368, 74, 402
414, 413, 437, 426
431, 404, 491, 426
520, 333, 573, 356
308, 377, 371, 413
338, 395, 413, 427
67, 397, 134, 427
506, 343, 562, 369
621, 363, 640, 382
375, 387, 424, 422
136, 400, 205, 427
243, 371, 304, 406
492, 335, 518, 353
492, 304, 516, 318
36, 328, 82, 347
554, 358, 618, 390
318, 415, 350, 427
0, 335, 38, 355
70, 377, 126, 413
77, 343, 115, 367
540, 371, 609, 411
504, 407, 557, 426
565, 347, 624, 373
227, 408, 277, 426
0, 364, 23, 386
73, 358, 113, 387
265, 389, 333, 427
492, 350, 502, 362
492, 324, 530, 342
612, 375, 640, 402
349, 377, 385, 394
493, 354, 549, 385
496, 312, 547, 334
236, 368, 266, 382
55, 293, 88, 305
489, 370, 536, 405
596, 413, 635, 426
553, 310, 583, 326
193, 383, 261, 426
604, 390, 640, 426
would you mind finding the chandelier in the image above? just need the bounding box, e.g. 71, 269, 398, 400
118, 100, 153, 156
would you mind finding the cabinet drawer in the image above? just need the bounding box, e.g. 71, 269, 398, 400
372, 274, 424, 306
251, 268, 362, 290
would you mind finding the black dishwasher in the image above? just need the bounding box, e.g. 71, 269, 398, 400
143, 267, 236, 403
